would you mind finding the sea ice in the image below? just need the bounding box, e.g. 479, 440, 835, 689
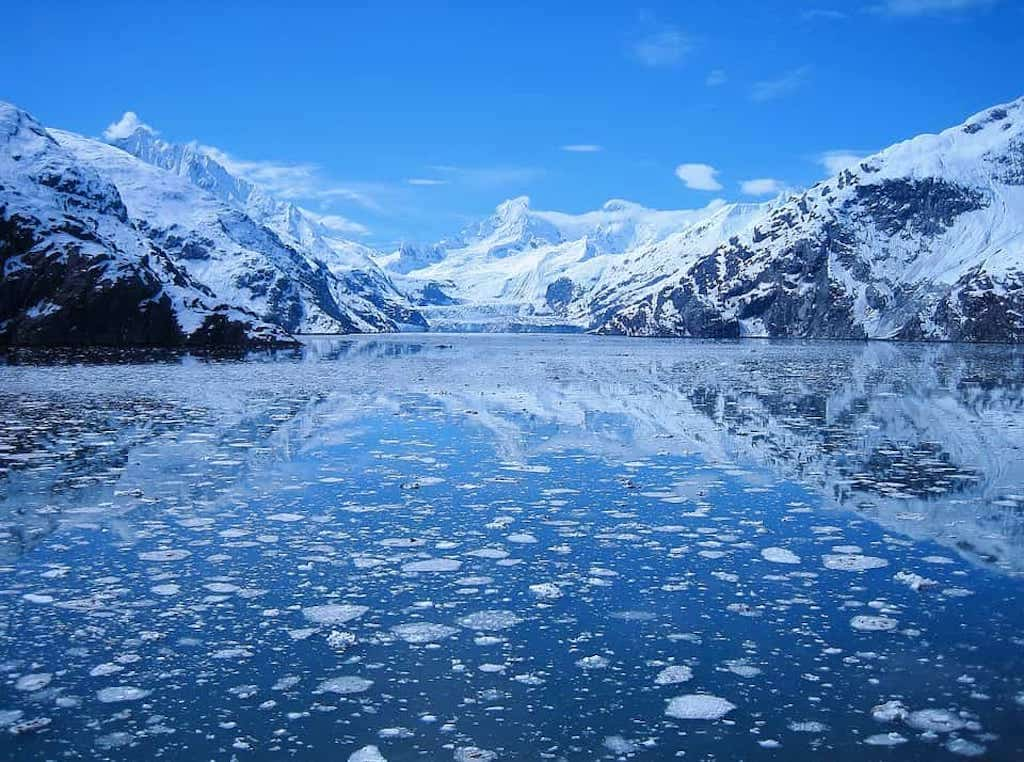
665, 694, 736, 720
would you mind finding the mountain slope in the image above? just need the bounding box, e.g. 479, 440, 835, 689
0, 103, 293, 347
105, 117, 426, 330
386, 196, 738, 331
598, 97, 1024, 341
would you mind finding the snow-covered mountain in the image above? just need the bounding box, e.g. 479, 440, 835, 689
4, 94, 1023, 345
385, 195, 746, 331
103, 114, 426, 331
0, 103, 292, 347
599, 97, 1024, 341
381, 96, 1024, 341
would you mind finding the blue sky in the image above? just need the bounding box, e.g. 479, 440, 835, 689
4, 0, 1022, 246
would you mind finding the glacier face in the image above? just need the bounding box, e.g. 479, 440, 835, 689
383, 195, 761, 332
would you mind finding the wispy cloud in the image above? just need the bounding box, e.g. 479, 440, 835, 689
200, 145, 383, 212
875, 0, 997, 15
750, 66, 812, 102
630, 25, 691, 67
406, 178, 449, 186
705, 69, 727, 87
561, 144, 604, 153
740, 178, 786, 196
800, 8, 849, 21
300, 208, 370, 237
816, 149, 872, 175
674, 163, 723, 191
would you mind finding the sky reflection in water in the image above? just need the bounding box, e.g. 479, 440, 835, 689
0, 336, 1023, 760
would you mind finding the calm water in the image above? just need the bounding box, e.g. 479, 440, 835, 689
1, 335, 1023, 761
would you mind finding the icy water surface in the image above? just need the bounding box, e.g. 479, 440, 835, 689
1, 335, 1024, 761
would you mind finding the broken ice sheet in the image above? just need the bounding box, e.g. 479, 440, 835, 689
0, 337, 1022, 759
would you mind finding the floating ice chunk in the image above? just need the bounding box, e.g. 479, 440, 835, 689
823, 554, 888, 572
946, 738, 986, 757
905, 708, 966, 733
151, 584, 180, 596
507, 533, 537, 544
7, 717, 51, 735
204, 582, 240, 594
454, 748, 497, 762
211, 647, 252, 659
665, 694, 736, 720
865, 732, 908, 746
528, 583, 562, 599
654, 665, 693, 685
576, 655, 609, 669
349, 745, 386, 762
267, 513, 304, 522
89, 663, 123, 677
96, 686, 150, 703
302, 604, 369, 625
457, 610, 521, 631
893, 571, 936, 591
0, 710, 23, 727
466, 548, 509, 559
15, 674, 52, 691
22, 593, 53, 604
326, 631, 357, 651
138, 549, 191, 562
872, 700, 908, 722
604, 736, 638, 754
391, 623, 459, 644
402, 558, 462, 573
317, 676, 373, 695
761, 547, 800, 564
789, 721, 828, 733
610, 610, 655, 621
850, 615, 899, 632
724, 660, 762, 678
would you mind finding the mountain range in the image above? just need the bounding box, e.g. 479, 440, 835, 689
1, 96, 1022, 345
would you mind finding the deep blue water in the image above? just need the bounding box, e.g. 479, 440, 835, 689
0, 335, 1023, 760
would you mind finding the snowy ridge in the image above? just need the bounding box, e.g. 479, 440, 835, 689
0, 102, 292, 347
105, 116, 426, 331
599, 96, 1024, 341
389, 195, 743, 331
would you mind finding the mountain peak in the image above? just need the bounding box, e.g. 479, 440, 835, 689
495, 195, 531, 219
103, 111, 156, 141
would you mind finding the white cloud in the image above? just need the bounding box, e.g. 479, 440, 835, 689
876, 0, 996, 15
561, 144, 604, 153
103, 111, 155, 141
631, 26, 690, 67
817, 149, 871, 175
199, 145, 382, 211
300, 208, 370, 236
750, 66, 811, 102
674, 163, 723, 191
740, 178, 785, 196
705, 69, 727, 87
801, 8, 849, 20
406, 178, 449, 186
